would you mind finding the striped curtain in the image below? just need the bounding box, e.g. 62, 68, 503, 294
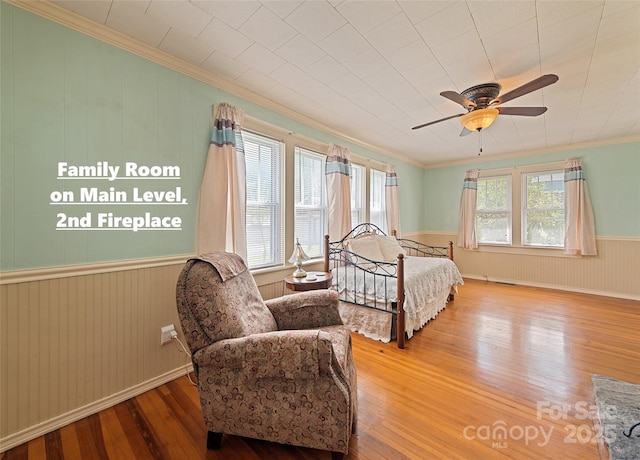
457, 169, 479, 249
325, 143, 352, 241
564, 158, 597, 256
385, 164, 401, 237
196, 103, 247, 261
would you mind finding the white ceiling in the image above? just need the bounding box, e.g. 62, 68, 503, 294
49, 0, 640, 165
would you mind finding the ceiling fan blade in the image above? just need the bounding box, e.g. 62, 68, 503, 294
459, 127, 474, 137
411, 113, 464, 130
497, 107, 548, 116
492, 74, 559, 105
440, 91, 476, 109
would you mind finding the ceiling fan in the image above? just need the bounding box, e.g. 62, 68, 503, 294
412, 74, 559, 136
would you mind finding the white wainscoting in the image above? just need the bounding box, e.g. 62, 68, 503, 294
416, 233, 640, 300
2, 239, 637, 451
0, 258, 191, 451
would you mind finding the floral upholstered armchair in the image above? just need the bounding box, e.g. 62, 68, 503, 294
175, 252, 357, 458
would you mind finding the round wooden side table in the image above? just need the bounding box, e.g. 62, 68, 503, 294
284, 272, 333, 292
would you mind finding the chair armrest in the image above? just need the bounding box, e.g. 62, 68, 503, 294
265, 290, 343, 330
193, 330, 333, 379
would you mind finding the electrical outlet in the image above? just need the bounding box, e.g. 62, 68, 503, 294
161, 324, 176, 345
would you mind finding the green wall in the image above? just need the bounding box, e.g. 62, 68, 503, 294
0, 4, 423, 271
423, 140, 640, 237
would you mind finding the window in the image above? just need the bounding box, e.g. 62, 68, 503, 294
350, 164, 364, 227
474, 162, 566, 251
369, 168, 387, 233
523, 171, 564, 247
243, 131, 283, 269
476, 175, 512, 245
294, 147, 326, 258
242, 118, 393, 272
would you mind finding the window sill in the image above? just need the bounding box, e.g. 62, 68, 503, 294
251, 258, 325, 285
469, 244, 579, 258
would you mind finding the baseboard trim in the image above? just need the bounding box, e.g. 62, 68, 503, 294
462, 274, 640, 302
0, 364, 194, 453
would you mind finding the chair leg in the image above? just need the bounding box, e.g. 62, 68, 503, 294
206, 431, 222, 450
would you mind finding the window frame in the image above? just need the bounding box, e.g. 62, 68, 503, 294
241, 117, 392, 275
293, 146, 327, 259
369, 168, 387, 234
521, 169, 565, 248
473, 161, 568, 257
242, 129, 284, 270
476, 174, 513, 246
350, 163, 365, 228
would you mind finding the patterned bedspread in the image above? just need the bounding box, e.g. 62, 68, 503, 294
332, 256, 464, 339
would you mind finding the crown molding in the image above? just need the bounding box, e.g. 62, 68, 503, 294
5, 0, 423, 168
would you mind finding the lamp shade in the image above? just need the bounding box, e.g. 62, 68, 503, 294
459, 108, 499, 131
288, 239, 309, 264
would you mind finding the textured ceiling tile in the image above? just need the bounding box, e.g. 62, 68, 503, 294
269, 62, 311, 90
398, 0, 452, 25
159, 28, 214, 66
306, 55, 352, 85
235, 68, 278, 93
467, 0, 536, 38
261, 0, 304, 19
285, 1, 346, 42
365, 13, 421, 57
191, 0, 260, 29
342, 48, 389, 79
107, 1, 170, 47
274, 34, 326, 69
198, 17, 253, 58
319, 24, 372, 62
147, 0, 212, 38
239, 6, 298, 51
201, 50, 250, 80
336, 0, 402, 34
414, 2, 475, 46
236, 42, 286, 74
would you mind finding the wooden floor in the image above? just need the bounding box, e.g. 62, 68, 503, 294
3, 279, 639, 459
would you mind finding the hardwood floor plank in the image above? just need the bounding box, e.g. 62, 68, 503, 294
75, 414, 109, 459
57, 423, 82, 459
99, 406, 137, 460
122, 399, 165, 459
112, 401, 157, 459
3, 280, 638, 459
43, 431, 63, 460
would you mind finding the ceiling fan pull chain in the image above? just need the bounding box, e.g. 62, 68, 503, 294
478, 130, 483, 155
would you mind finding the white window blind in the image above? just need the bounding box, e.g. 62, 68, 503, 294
476, 175, 512, 245
243, 131, 283, 269
523, 170, 565, 247
294, 147, 326, 258
370, 168, 387, 233
351, 164, 364, 227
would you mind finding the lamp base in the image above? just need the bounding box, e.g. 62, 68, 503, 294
292, 267, 307, 278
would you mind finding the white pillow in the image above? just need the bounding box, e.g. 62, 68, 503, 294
346, 236, 384, 262
375, 235, 406, 262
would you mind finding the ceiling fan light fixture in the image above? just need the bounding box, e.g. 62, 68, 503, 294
460, 108, 499, 131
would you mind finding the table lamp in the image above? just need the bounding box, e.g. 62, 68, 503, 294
288, 238, 310, 278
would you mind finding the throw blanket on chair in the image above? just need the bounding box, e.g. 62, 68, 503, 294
190, 252, 247, 281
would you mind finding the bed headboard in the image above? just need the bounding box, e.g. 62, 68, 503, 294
335, 223, 387, 242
